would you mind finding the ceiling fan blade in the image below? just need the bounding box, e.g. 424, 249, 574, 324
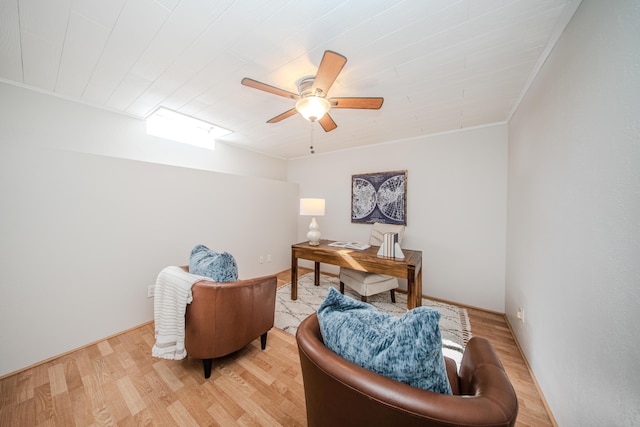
318, 113, 337, 132
312, 51, 347, 96
330, 97, 384, 109
267, 108, 298, 123
241, 78, 300, 100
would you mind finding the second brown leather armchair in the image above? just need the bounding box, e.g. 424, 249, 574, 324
181, 266, 277, 378
296, 313, 519, 427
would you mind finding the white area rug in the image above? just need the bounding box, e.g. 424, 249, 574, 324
275, 273, 472, 366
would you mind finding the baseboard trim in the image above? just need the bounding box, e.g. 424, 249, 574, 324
0, 320, 154, 381
420, 293, 505, 316
504, 316, 558, 427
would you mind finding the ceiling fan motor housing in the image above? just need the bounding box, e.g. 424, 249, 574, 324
297, 76, 321, 97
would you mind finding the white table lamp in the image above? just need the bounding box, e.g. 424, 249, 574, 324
300, 198, 325, 246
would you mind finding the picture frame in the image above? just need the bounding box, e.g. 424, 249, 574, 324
351, 170, 407, 225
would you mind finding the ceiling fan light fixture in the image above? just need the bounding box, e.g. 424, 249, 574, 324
295, 96, 331, 122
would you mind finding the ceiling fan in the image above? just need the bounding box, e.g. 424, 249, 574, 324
241, 50, 383, 132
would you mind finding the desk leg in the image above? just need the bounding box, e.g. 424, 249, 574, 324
407, 265, 419, 310
291, 253, 298, 300
415, 266, 423, 308
314, 262, 320, 286
407, 267, 414, 310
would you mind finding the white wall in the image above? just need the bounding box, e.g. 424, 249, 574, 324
0, 85, 298, 377
288, 124, 508, 312
0, 82, 287, 181
506, 0, 640, 425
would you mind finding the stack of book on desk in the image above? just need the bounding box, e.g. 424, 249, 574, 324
377, 232, 405, 259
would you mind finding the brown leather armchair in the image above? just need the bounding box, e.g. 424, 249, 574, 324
181, 266, 277, 379
296, 313, 518, 427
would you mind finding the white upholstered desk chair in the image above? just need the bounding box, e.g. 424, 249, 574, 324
339, 223, 405, 302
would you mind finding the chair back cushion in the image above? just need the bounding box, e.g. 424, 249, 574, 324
370, 223, 405, 246
184, 271, 277, 359
317, 288, 451, 394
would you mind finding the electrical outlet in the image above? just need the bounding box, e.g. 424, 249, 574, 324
267, 254, 272, 263
259, 256, 264, 264
147, 284, 155, 298
516, 307, 525, 323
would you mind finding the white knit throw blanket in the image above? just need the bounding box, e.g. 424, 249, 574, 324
152, 266, 204, 360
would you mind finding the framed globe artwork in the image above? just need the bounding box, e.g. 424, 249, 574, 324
351, 170, 407, 225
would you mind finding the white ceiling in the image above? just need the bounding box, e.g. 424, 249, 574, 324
0, 0, 581, 159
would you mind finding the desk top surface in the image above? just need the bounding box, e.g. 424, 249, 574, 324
292, 240, 421, 267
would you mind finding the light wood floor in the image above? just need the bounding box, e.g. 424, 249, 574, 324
0, 268, 555, 426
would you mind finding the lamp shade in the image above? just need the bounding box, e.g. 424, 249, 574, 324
300, 198, 325, 216
295, 96, 331, 122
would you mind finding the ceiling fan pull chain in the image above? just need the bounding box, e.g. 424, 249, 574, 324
310, 122, 315, 154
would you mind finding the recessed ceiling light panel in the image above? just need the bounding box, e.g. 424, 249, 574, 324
146, 108, 232, 150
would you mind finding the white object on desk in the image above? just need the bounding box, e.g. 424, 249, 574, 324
377, 242, 404, 259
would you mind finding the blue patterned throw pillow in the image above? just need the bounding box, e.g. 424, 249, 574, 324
317, 287, 452, 394
189, 244, 238, 282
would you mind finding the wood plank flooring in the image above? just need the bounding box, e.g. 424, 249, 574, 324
0, 268, 555, 426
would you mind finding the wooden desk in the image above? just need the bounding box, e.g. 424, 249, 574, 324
291, 240, 423, 310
